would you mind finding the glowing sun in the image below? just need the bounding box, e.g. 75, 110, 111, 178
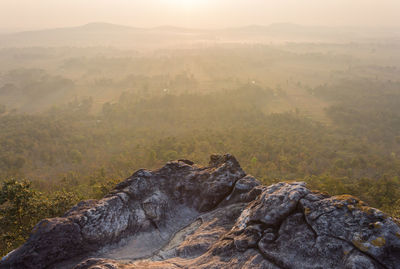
166, 0, 209, 10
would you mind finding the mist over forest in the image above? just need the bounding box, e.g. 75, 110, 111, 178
1, 21, 400, 257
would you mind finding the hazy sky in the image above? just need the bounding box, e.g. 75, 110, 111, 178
1, 0, 400, 31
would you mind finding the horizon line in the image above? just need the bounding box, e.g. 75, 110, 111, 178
2, 21, 400, 35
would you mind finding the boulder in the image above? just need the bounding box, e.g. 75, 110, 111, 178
1, 154, 399, 269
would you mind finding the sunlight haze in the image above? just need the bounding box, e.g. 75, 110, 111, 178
0, 0, 399, 31
1, 0, 400, 266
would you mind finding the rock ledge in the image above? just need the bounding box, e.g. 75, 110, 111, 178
1, 154, 400, 269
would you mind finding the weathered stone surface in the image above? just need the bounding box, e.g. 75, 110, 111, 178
1, 154, 400, 269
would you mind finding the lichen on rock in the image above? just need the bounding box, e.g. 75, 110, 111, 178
1, 154, 400, 269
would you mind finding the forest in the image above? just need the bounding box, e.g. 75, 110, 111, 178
1, 41, 400, 255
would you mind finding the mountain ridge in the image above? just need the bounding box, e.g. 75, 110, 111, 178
3, 22, 400, 35
1, 22, 399, 49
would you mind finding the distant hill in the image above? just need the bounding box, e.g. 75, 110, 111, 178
0, 22, 399, 49
0, 22, 215, 49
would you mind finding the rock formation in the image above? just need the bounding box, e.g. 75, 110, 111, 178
1, 154, 400, 269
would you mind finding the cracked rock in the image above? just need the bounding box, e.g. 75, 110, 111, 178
1, 154, 400, 269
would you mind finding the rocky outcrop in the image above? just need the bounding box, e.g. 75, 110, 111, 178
1, 154, 400, 269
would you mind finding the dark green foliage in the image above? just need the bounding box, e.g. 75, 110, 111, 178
0, 179, 79, 255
